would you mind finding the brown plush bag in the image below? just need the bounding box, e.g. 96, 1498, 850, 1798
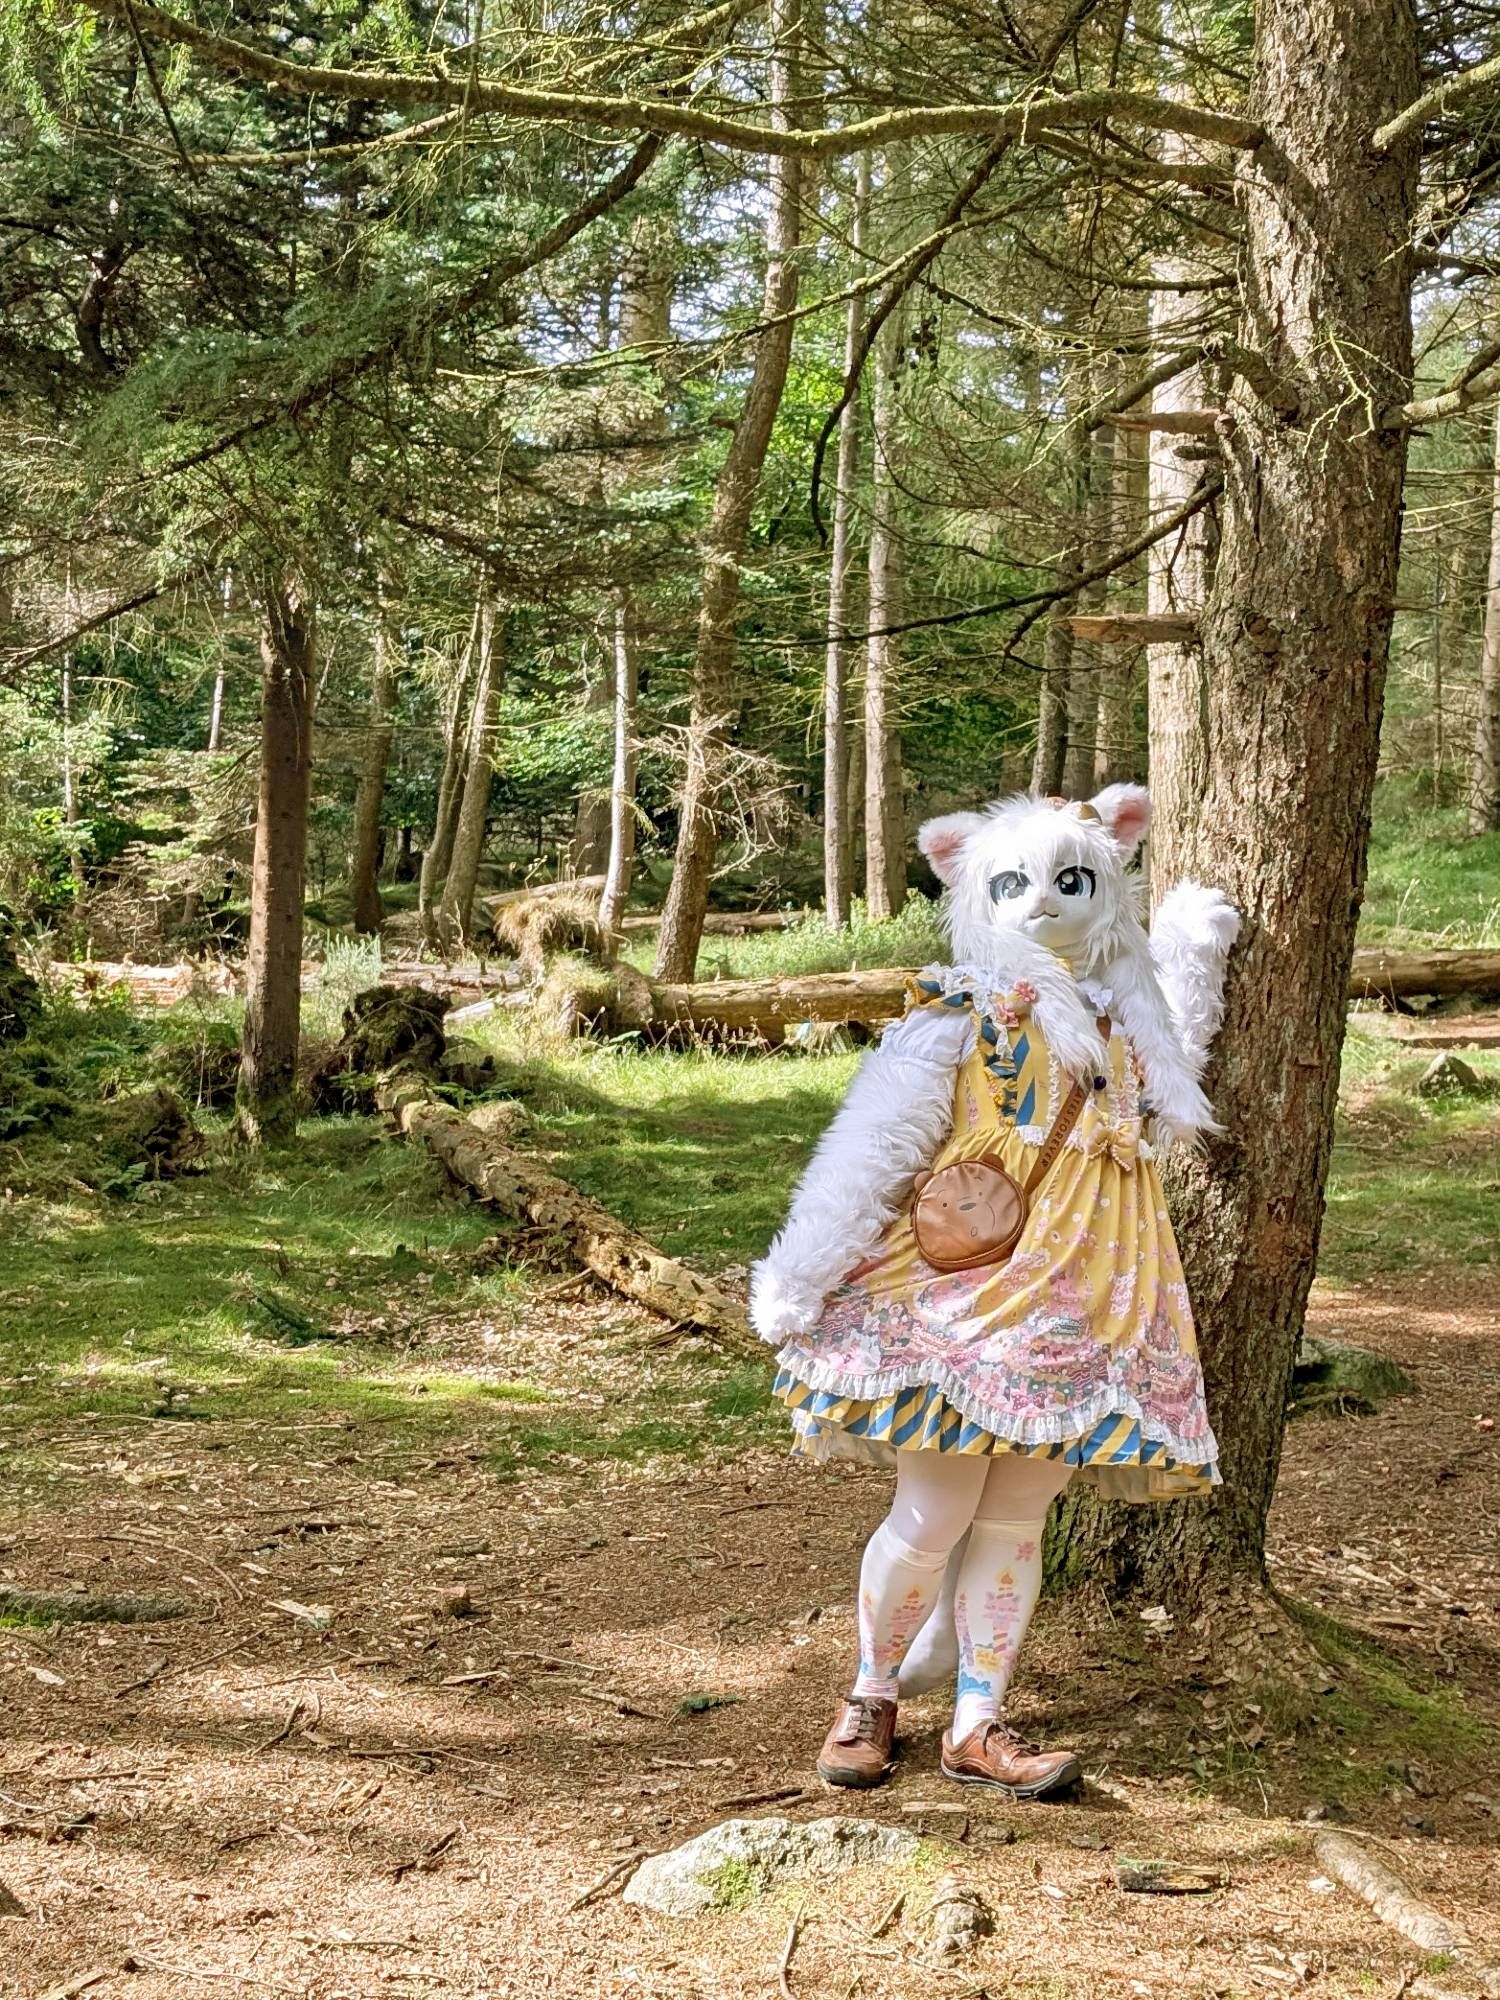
909, 1022, 1107, 1273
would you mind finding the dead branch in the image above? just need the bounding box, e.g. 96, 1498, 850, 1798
376, 1078, 761, 1358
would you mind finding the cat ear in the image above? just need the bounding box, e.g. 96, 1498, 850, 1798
917, 811, 987, 887
1089, 783, 1151, 857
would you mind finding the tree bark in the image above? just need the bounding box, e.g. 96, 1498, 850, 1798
350, 605, 399, 935
419, 599, 478, 947
436, 589, 503, 955
1095, 410, 1146, 783
570, 643, 614, 875
1062, 414, 1114, 797
654, 0, 804, 982
1032, 609, 1074, 795
597, 591, 641, 941
824, 154, 871, 928
1141, 110, 1221, 840
1048, 0, 1420, 1603
1469, 396, 1500, 834
864, 148, 910, 919
235, 576, 316, 1146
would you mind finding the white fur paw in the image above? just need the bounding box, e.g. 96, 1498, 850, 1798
1149, 1076, 1222, 1148
1160, 880, 1242, 955
749, 1261, 825, 1344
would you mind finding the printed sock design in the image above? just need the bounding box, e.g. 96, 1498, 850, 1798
849, 1520, 951, 1702
950, 1515, 1046, 1741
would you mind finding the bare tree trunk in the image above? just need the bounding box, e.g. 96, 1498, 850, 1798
235, 576, 316, 1146
437, 589, 503, 955
1469, 396, 1500, 835
206, 667, 226, 752
1095, 409, 1146, 784
1146, 123, 1219, 834
1048, 0, 1419, 1604
419, 600, 478, 947
598, 591, 641, 941
1062, 417, 1114, 797
570, 641, 613, 874
350, 606, 399, 935
824, 154, 871, 928
864, 153, 909, 920
1033, 603, 1075, 794
654, 0, 804, 982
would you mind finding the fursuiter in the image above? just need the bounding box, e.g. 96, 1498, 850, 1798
748, 785, 1240, 1735
750, 784, 1238, 1347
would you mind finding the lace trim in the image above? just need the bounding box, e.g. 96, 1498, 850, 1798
772, 1342, 1220, 1472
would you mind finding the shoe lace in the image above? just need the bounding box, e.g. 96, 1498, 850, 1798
981, 1718, 1040, 1757
845, 1698, 890, 1743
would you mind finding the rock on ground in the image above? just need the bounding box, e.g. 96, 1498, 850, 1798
623, 1815, 921, 1917
1416, 1051, 1488, 1099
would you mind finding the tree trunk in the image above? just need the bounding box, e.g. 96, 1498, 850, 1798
1061, 414, 1114, 797
1095, 410, 1146, 784
1469, 396, 1500, 835
824, 154, 871, 928
1145, 122, 1220, 841
436, 589, 504, 955
419, 601, 478, 947
350, 606, 399, 935
864, 153, 909, 919
654, 0, 804, 982
1048, 0, 1419, 1604
235, 576, 316, 1146
597, 591, 641, 941
570, 642, 614, 875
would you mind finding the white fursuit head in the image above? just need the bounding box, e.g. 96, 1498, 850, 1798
748, 783, 1240, 1348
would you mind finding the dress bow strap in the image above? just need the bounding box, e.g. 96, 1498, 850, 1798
1069, 1115, 1149, 1170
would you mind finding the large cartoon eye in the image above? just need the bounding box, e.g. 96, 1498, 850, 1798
988, 870, 1029, 902
1054, 865, 1096, 898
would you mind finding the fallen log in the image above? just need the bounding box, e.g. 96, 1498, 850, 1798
621, 908, 815, 936
376, 1077, 761, 1361
484, 874, 606, 913
1350, 946, 1500, 1002
651, 967, 911, 1034
636, 948, 1500, 1038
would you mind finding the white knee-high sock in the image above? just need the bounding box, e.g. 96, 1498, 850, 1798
950, 1513, 1047, 1740
849, 1520, 951, 1702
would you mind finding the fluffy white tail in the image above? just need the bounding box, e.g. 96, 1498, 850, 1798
1150, 881, 1241, 1079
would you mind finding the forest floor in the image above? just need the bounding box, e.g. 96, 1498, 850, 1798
0, 1027, 1497, 1999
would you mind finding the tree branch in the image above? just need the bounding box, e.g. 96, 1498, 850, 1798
153, 133, 662, 480
1374, 51, 1500, 153
779, 472, 1222, 647
1387, 335, 1500, 428
77, 1, 1266, 159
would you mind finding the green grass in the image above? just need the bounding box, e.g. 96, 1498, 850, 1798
622, 896, 946, 984
468, 1035, 855, 1267
0, 1119, 526, 1449
1319, 1027, 1500, 1282
1283, 1601, 1494, 1802
1361, 785, 1500, 947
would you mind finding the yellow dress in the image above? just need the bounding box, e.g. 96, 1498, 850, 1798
772, 972, 1220, 1501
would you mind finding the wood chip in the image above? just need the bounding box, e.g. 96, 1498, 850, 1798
1116, 1859, 1228, 1895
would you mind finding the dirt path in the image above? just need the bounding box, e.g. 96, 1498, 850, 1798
1, 1280, 1496, 2000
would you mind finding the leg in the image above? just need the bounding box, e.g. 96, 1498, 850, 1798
851, 1449, 990, 1701
941, 1453, 1081, 1798
818, 1451, 988, 1789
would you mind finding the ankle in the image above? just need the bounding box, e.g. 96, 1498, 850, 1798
951, 1695, 997, 1741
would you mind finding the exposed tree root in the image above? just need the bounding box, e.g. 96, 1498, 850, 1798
1315, 1830, 1500, 1999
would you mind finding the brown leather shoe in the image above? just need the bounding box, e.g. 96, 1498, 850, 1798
816, 1696, 898, 1789
940, 1719, 1081, 1799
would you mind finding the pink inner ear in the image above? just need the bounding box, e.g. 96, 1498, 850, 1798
1098, 788, 1151, 851
919, 822, 969, 886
